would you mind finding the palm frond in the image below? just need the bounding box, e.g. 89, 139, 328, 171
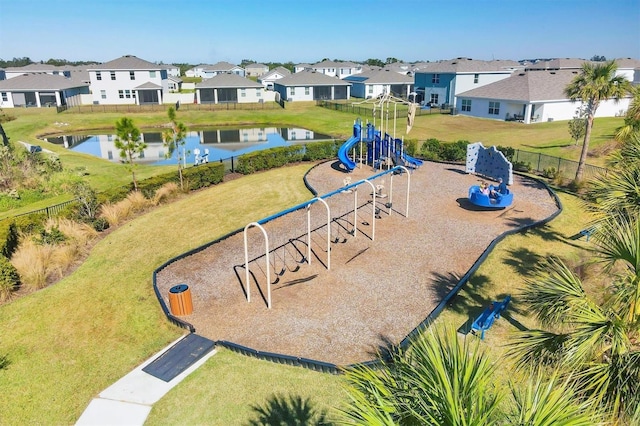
507, 370, 603, 426
520, 257, 589, 327
506, 330, 568, 371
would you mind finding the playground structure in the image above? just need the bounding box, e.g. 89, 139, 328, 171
243, 165, 411, 309
466, 142, 514, 208
338, 118, 423, 172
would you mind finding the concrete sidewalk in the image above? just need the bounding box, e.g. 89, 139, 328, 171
76, 335, 216, 426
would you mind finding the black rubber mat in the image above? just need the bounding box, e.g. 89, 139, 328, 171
142, 334, 215, 382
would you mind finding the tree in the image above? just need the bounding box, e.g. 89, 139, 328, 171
564, 60, 631, 181
590, 55, 607, 62
70, 181, 98, 220
339, 327, 601, 425
507, 215, 640, 422
114, 117, 146, 191
161, 106, 188, 190
385, 57, 399, 64
568, 106, 587, 145
615, 85, 640, 143
365, 58, 385, 68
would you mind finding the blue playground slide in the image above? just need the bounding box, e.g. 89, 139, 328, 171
402, 153, 423, 168
338, 135, 359, 171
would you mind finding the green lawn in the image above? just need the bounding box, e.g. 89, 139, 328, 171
0, 104, 618, 424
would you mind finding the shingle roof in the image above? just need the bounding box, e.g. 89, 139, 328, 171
345, 69, 413, 84
416, 58, 520, 74
458, 70, 583, 102
87, 55, 161, 70
525, 58, 590, 70
614, 58, 640, 69
275, 70, 351, 86
205, 61, 241, 71
135, 81, 162, 89
260, 67, 291, 80
196, 73, 262, 88
0, 73, 89, 90
313, 60, 357, 68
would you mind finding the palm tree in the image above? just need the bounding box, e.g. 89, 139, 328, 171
564, 60, 631, 181
114, 117, 146, 191
615, 85, 640, 143
339, 327, 601, 425
507, 215, 640, 422
162, 106, 188, 190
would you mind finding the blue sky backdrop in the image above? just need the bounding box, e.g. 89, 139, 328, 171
0, 0, 638, 64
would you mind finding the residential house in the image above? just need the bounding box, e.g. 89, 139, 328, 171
162, 64, 181, 77
294, 63, 312, 73
244, 63, 269, 77
413, 58, 521, 107
87, 55, 170, 105
167, 76, 183, 92
311, 60, 362, 79
258, 66, 291, 90
273, 70, 351, 102
195, 73, 265, 104
0, 73, 89, 108
455, 69, 632, 124
344, 69, 414, 99
201, 61, 245, 78
185, 64, 208, 78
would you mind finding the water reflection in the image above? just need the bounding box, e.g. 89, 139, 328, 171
44, 127, 333, 165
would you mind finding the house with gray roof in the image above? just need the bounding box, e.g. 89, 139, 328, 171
87, 55, 170, 105
455, 69, 632, 124
294, 63, 312, 73
244, 63, 269, 77
195, 73, 265, 104
258, 66, 291, 90
344, 69, 414, 99
202, 61, 245, 78
311, 60, 362, 79
0, 73, 89, 108
413, 58, 522, 107
273, 70, 351, 102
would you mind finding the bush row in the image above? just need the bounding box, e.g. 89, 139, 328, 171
235, 140, 340, 175
418, 138, 515, 163
0, 221, 18, 259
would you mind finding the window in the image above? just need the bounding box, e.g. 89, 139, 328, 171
432, 74, 440, 84
118, 90, 124, 99
241, 89, 246, 97
430, 94, 439, 105
124, 90, 132, 99
256, 89, 261, 97
488, 101, 500, 115
110, 71, 116, 80
149, 71, 156, 78
129, 71, 135, 80
305, 87, 310, 95
474, 74, 479, 84
368, 85, 373, 94
290, 87, 296, 96
1, 92, 7, 102
461, 99, 471, 112
96, 71, 102, 81
100, 90, 106, 99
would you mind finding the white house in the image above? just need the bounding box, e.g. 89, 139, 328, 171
195, 73, 265, 104
274, 70, 351, 102
455, 69, 632, 124
201, 61, 245, 78
244, 63, 269, 77
162, 64, 181, 77
344, 69, 414, 99
87, 55, 170, 105
258, 66, 291, 90
311, 60, 362, 79
0, 73, 89, 108
413, 58, 522, 107
185, 64, 208, 78
294, 63, 312, 73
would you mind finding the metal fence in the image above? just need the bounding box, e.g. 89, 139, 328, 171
316, 100, 453, 117
57, 101, 282, 114
7, 198, 78, 221
513, 149, 608, 180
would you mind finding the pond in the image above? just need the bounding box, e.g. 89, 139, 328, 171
44, 127, 333, 166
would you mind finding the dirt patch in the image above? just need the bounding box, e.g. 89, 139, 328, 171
156, 161, 559, 366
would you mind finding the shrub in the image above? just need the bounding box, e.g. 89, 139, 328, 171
182, 162, 224, 190
0, 221, 18, 259
542, 167, 561, 180
303, 140, 340, 161
152, 182, 180, 205
50, 218, 98, 246
126, 191, 152, 212
567, 179, 587, 194
91, 217, 110, 232
98, 200, 132, 227
0, 255, 19, 302
440, 140, 468, 162
236, 146, 305, 175
496, 145, 516, 161
11, 239, 54, 291
513, 161, 532, 172
11, 213, 47, 235
404, 139, 418, 156
35, 226, 66, 246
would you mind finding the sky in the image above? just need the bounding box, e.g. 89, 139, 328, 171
0, 0, 638, 65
